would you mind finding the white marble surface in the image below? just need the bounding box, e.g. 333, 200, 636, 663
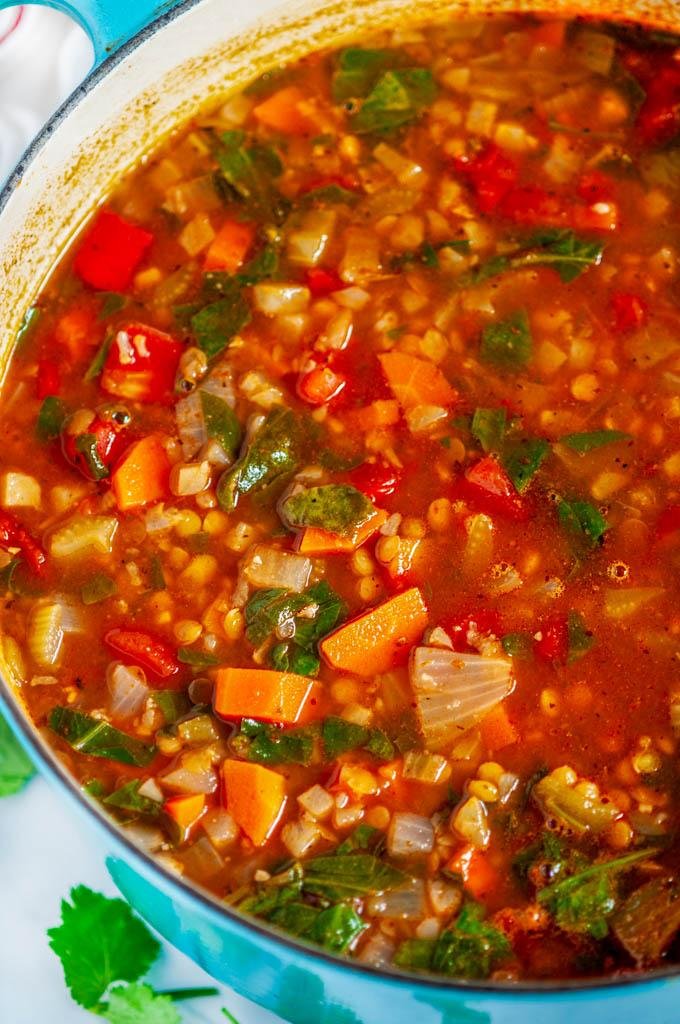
0, 7, 285, 1022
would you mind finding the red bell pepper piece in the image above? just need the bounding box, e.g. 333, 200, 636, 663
100, 323, 183, 404
534, 614, 569, 663
104, 628, 179, 679
658, 505, 680, 540
499, 185, 565, 226
73, 210, 153, 292
304, 267, 344, 297
62, 409, 129, 481
626, 53, 680, 147
348, 462, 401, 504
0, 510, 47, 576
610, 291, 647, 333
300, 174, 358, 196
297, 362, 347, 405
36, 359, 61, 399
454, 143, 518, 214
463, 456, 528, 521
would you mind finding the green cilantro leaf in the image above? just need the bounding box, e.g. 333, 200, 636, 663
0, 711, 35, 796
480, 309, 532, 371
560, 429, 630, 453
567, 611, 595, 662
36, 396, 67, 442
395, 902, 510, 978
332, 48, 403, 100
47, 886, 160, 1009
190, 281, 251, 360
200, 391, 242, 458
102, 984, 180, 1024
231, 718, 317, 766
515, 229, 605, 283
471, 407, 507, 453
215, 131, 288, 223
16, 305, 41, 349
558, 498, 609, 547
49, 707, 156, 767
502, 438, 549, 492
217, 408, 302, 511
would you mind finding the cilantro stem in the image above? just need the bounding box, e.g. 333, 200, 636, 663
159, 986, 219, 1001
537, 847, 659, 904
222, 1009, 242, 1024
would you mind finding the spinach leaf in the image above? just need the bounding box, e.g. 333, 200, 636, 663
235, 245, 279, 285
306, 903, 367, 953
322, 716, 394, 762
391, 239, 470, 269
103, 780, 162, 818
0, 710, 35, 796
558, 498, 609, 547
304, 853, 406, 901
190, 280, 251, 360
176, 647, 220, 668
560, 429, 630, 453
502, 438, 549, 492
15, 305, 41, 349
515, 229, 604, 283
217, 408, 302, 511
84, 332, 114, 382
97, 292, 128, 320
81, 573, 117, 605
245, 581, 346, 676
243, 886, 365, 952
150, 691, 191, 725
567, 611, 595, 663
332, 47, 403, 101
281, 484, 376, 536
501, 632, 533, 659
215, 130, 288, 223
351, 69, 437, 134
75, 434, 109, 480
200, 391, 242, 457
395, 902, 510, 979
336, 824, 385, 855
471, 407, 507, 453
231, 718, 316, 766
480, 309, 532, 371
49, 707, 156, 767
538, 848, 657, 940
36, 396, 67, 442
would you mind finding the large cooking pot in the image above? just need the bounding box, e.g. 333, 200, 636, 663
1, 1, 680, 1021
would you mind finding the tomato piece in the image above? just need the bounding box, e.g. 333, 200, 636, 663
348, 462, 401, 503
100, 323, 183, 404
304, 267, 344, 296
462, 456, 528, 521
36, 359, 61, 399
658, 505, 680, 540
577, 171, 614, 205
636, 66, 680, 147
0, 510, 47, 576
297, 363, 347, 405
454, 143, 518, 214
73, 210, 153, 292
62, 410, 129, 482
610, 291, 647, 333
499, 185, 565, 226
104, 628, 179, 679
535, 615, 569, 663
443, 608, 503, 652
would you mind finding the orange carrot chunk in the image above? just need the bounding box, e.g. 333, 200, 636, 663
252, 86, 312, 135
297, 509, 388, 556
111, 434, 170, 511
480, 703, 519, 751
379, 352, 457, 410
204, 219, 255, 272
213, 667, 322, 725
164, 794, 206, 841
222, 759, 286, 846
320, 586, 428, 676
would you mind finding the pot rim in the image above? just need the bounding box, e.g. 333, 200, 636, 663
2, 0, 679, 999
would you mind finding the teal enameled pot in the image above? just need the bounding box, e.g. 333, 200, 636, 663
1, 1, 680, 1020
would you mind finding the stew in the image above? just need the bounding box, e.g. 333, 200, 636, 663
2, 12, 680, 982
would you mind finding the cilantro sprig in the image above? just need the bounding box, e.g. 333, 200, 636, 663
0, 711, 35, 796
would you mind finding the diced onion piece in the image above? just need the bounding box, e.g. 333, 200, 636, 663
175, 391, 207, 459
402, 750, 450, 784
253, 282, 310, 316
533, 765, 618, 834
373, 143, 427, 186
239, 370, 284, 409
465, 99, 498, 137
604, 587, 664, 620
428, 878, 462, 916
316, 309, 353, 352
357, 930, 396, 967
50, 515, 118, 558
107, 662, 150, 719
200, 361, 236, 406
179, 212, 215, 256
368, 877, 426, 919
122, 822, 165, 853
286, 210, 336, 266
497, 771, 520, 805
28, 603, 64, 668
451, 796, 490, 848
137, 778, 164, 802
242, 544, 312, 593
544, 135, 583, 184
387, 812, 434, 857
333, 287, 370, 310
405, 404, 448, 434
298, 784, 334, 819
169, 460, 211, 496
339, 227, 382, 284
180, 835, 225, 879
161, 749, 217, 794
410, 646, 513, 751
461, 513, 494, 578
0, 470, 41, 508
494, 121, 538, 153
574, 29, 615, 74
281, 818, 322, 858
202, 808, 239, 849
